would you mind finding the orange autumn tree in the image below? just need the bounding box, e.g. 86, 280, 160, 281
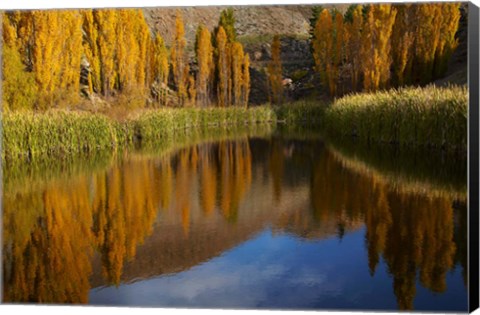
267, 35, 284, 104
171, 10, 189, 106
195, 25, 214, 107
242, 53, 251, 107
152, 32, 169, 106
213, 9, 249, 107
434, 3, 461, 78
93, 9, 118, 97
360, 4, 397, 91
312, 8, 330, 93
215, 26, 229, 107
344, 5, 363, 91
311, 3, 461, 93
391, 4, 415, 86
1, 12, 37, 110
231, 41, 245, 106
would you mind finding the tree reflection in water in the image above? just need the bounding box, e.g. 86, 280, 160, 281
2, 136, 467, 309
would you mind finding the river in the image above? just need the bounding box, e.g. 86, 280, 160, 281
2, 128, 468, 311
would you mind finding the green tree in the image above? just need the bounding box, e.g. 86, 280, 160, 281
218, 9, 236, 43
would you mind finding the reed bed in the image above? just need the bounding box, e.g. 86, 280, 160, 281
2, 106, 277, 162
328, 145, 466, 200
2, 85, 467, 161
274, 101, 326, 124
2, 110, 119, 161
323, 85, 467, 150
130, 106, 276, 143
326, 138, 467, 199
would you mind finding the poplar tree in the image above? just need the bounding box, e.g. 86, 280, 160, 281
231, 41, 245, 106
59, 11, 83, 103
94, 9, 118, 97
135, 10, 151, 90
216, 26, 228, 107
313, 9, 344, 96
195, 25, 214, 107
152, 32, 169, 106
171, 10, 188, 106
391, 4, 414, 86
82, 10, 101, 94
187, 73, 197, 106
242, 54, 251, 108
360, 4, 397, 91
434, 3, 461, 78
344, 5, 363, 91
411, 4, 442, 84
31, 11, 63, 107
312, 9, 332, 94
267, 35, 283, 104
1, 13, 37, 110
218, 9, 236, 43
331, 11, 344, 96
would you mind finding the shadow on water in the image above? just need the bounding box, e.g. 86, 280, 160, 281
2, 125, 467, 310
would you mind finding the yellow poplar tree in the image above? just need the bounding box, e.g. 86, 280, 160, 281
330, 11, 344, 96
94, 9, 118, 97
31, 11, 64, 107
152, 32, 169, 106
360, 5, 397, 91
82, 10, 101, 94
231, 41, 245, 106
313, 9, 332, 94
267, 35, 283, 104
171, 10, 188, 106
216, 26, 228, 107
195, 25, 214, 107
392, 4, 414, 86
242, 53, 251, 107
58, 11, 83, 101
116, 9, 137, 92
1, 12, 37, 110
411, 4, 442, 84
344, 5, 363, 91
135, 10, 150, 90
187, 73, 197, 106
434, 3, 461, 78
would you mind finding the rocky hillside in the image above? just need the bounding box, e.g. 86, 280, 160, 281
143, 5, 331, 104
142, 4, 468, 104
143, 5, 323, 46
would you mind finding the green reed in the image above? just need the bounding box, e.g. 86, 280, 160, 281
323, 85, 467, 150
2, 106, 277, 162
2, 110, 119, 161
274, 100, 326, 124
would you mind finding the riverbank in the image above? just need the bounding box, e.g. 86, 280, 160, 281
323, 85, 467, 150
1, 85, 467, 162
2, 107, 276, 162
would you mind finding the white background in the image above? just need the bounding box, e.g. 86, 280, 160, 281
0, 1, 479, 315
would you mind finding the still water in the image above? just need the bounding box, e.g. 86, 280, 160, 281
2, 130, 468, 311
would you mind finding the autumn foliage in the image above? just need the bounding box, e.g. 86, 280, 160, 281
2, 8, 251, 110
267, 35, 284, 104
312, 3, 461, 96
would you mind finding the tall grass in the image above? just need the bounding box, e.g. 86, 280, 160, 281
2, 110, 120, 160
274, 100, 326, 124
2, 106, 277, 162
2, 85, 467, 161
131, 106, 276, 143
323, 85, 467, 150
